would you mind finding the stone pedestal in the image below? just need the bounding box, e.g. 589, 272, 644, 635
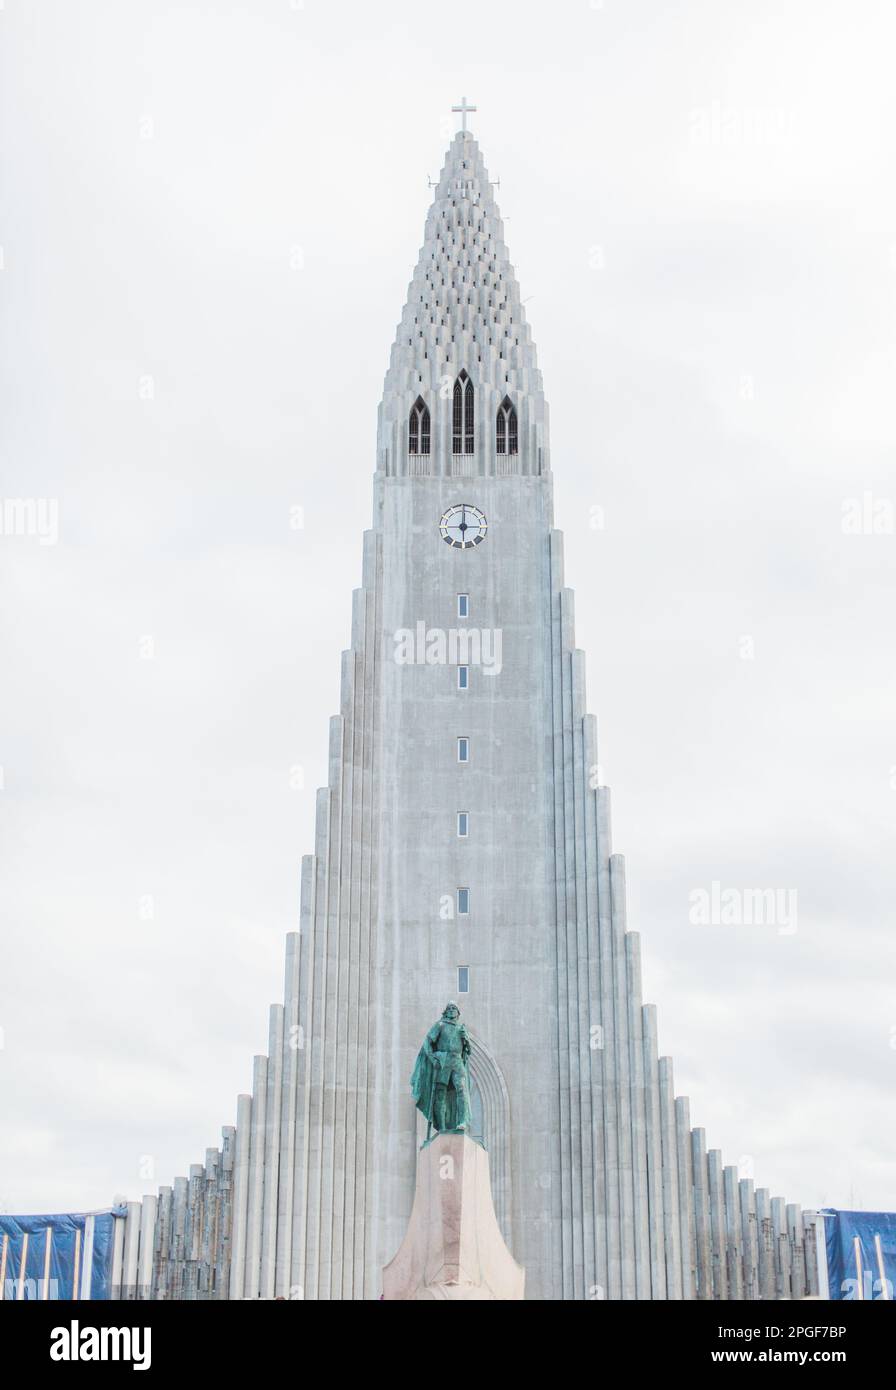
381, 1133, 525, 1300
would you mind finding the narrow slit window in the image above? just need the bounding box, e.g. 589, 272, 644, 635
457, 966, 470, 995
457, 811, 469, 837
458, 665, 469, 690
457, 887, 470, 916
457, 737, 469, 762
457, 593, 469, 619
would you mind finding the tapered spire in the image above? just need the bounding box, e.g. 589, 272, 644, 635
377, 132, 549, 478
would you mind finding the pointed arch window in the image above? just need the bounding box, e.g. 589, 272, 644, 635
496, 396, 518, 456
409, 396, 431, 456
453, 370, 475, 454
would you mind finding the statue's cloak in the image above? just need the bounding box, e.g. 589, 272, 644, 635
410, 1041, 437, 1123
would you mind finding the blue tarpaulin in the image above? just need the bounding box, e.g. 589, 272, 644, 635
821, 1208, 896, 1300
0, 1210, 120, 1301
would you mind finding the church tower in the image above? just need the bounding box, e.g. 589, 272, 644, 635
122, 117, 818, 1303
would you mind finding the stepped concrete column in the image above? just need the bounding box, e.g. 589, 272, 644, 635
691, 1129, 712, 1299
229, 1094, 252, 1299
122, 1201, 140, 1300
137, 1195, 157, 1300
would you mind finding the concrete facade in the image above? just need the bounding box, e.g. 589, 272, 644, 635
119, 131, 818, 1301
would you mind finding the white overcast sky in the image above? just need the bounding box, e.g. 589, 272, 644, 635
1, 0, 894, 1217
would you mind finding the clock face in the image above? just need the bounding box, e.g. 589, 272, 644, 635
439, 504, 488, 549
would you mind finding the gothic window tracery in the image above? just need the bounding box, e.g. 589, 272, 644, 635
453, 370, 474, 454
496, 396, 518, 456
409, 396, 431, 455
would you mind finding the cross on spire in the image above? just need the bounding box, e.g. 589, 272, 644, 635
452, 96, 477, 134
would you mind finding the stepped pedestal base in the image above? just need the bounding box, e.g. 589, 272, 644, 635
381, 1133, 525, 1300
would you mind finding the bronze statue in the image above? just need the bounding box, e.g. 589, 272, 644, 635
411, 1001, 472, 1140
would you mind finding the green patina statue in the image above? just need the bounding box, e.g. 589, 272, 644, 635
411, 1001, 472, 1140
